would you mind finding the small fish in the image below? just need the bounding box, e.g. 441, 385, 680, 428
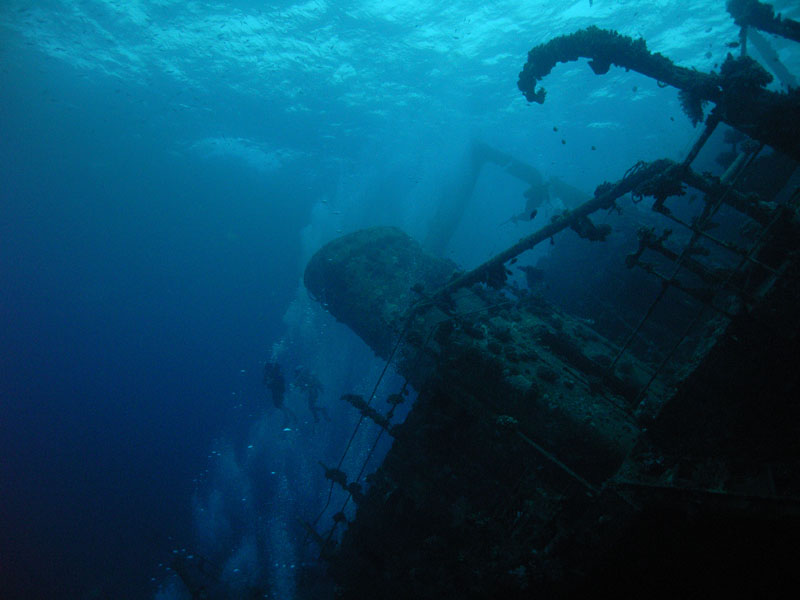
553, 126, 558, 132
591, 145, 596, 151
726, 41, 740, 48
530, 209, 538, 220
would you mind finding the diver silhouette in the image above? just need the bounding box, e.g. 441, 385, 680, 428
294, 365, 330, 423
262, 361, 298, 428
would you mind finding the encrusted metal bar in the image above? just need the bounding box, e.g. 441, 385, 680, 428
429, 160, 674, 304
518, 26, 800, 160
680, 113, 720, 170
727, 0, 800, 44
660, 212, 778, 274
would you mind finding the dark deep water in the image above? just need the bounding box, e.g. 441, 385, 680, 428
1, 1, 798, 598
1, 48, 333, 597
1, 60, 307, 599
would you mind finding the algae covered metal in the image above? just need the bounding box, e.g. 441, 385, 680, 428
298, 2, 800, 597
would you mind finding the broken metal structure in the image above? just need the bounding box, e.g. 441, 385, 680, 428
298, 2, 800, 598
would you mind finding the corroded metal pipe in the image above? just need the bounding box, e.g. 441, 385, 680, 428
304, 227, 456, 360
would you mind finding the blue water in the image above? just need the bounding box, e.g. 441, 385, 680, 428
1, 1, 798, 598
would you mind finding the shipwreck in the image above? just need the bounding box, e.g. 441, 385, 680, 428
294, 2, 800, 598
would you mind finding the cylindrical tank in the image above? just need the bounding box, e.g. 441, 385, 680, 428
304, 226, 456, 359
